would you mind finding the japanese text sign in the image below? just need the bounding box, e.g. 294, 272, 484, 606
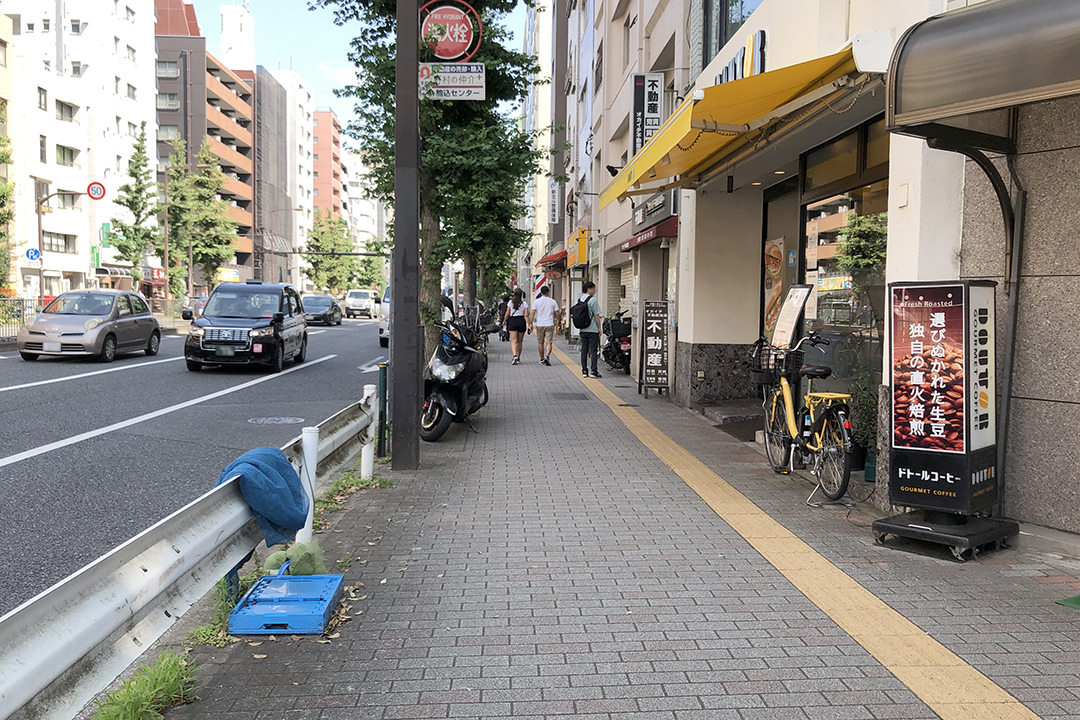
642, 301, 669, 388
419, 63, 486, 101
632, 73, 664, 157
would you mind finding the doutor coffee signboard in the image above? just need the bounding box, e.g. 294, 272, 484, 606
889, 281, 998, 515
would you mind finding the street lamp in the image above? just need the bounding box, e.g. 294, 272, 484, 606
36, 189, 85, 300
270, 207, 303, 284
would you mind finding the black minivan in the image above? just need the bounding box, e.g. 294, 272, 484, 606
183, 281, 308, 373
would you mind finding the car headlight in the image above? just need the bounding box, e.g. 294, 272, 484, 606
188, 325, 205, 338
432, 355, 466, 381
84, 318, 103, 330
250, 327, 274, 338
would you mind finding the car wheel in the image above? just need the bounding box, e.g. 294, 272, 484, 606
19, 351, 39, 362
295, 334, 307, 364
186, 360, 202, 372
271, 343, 285, 373
379, 336, 389, 348
145, 331, 161, 356
99, 334, 117, 363
336, 316, 342, 326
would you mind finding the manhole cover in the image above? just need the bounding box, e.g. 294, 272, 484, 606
551, 393, 589, 401
248, 417, 306, 425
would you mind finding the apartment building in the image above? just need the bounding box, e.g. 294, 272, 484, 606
155, 0, 256, 287
312, 108, 343, 219
0, 16, 12, 289
267, 69, 315, 290
5, 0, 155, 299
343, 150, 387, 255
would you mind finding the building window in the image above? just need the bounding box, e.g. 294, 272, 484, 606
126, 45, 136, 62
71, 62, 82, 77
156, 61, 179, 78
115, 76, 120, 94
117, 155, 123, 172
313, 154, 318, 161
57, 192, 79, 210
313, 188, 319, 195
703, 0, 766, 68
39, 135, 47, 163
0, 40, 6, 67
157, 93, 180, 110
26, 23, 34, 32
128, 122, 137, 137
313, 118, 318, 126
38, 87, 47, 110
43, 232, 77, 253
56, 101, 76, 122
594, 41, 603, 93
127, 84, 137, 100
158, 125, 180, 141
43, 19, 50, 32
622, 15, 631, 69
313, 171, 319, 178
71, 20, 81, 34
126, 6, 135, 22
56, 145, 77, 167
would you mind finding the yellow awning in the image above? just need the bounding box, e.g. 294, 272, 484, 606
599, 48, 858, 210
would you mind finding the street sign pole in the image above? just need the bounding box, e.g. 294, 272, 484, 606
392, 0, 422, 471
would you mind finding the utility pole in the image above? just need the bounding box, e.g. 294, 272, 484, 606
162, 171, 170, 302
393, 0, 421, 470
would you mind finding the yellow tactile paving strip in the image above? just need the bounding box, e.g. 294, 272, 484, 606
552, 345, 1041, 720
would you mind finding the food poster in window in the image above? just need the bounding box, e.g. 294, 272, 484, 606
763, 237, 784, 339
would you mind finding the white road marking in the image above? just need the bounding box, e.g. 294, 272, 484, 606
0, 354, 337, 469
308, 330, 327, 335
358, 356, 386, 373
0, 356, 185, 394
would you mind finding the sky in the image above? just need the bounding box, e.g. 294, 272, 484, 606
190, 0, 528, 141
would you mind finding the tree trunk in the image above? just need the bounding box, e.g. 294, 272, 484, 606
463, 251, 477, 306
419, 196, 442, 361
476, 263, 487, 305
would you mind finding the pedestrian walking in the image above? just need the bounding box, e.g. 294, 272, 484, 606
503, 288, 531, 365
571, 281, 604, 378
531, 285, 559, 366
496, 293, 510, 342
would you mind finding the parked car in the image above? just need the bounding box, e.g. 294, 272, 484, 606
303, 295, 343, 325
378, 285, 390, 347
344, 288, 377, 318
183, 281, 307, 373
17, 290, 161, 362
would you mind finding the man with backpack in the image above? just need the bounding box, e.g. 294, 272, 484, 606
571, 281, 603, 378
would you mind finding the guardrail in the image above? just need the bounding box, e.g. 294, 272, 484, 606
0, 385, 379, 720
0, 298, 38, 343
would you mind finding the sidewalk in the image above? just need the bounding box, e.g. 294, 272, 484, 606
164, 337, 1080, 720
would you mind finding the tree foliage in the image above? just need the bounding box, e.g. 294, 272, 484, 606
836, 212, 888, 271
157, 138, 237, 294
303, 209, 358, 293
0, 100, 14, 291
110, 122, 159, 282
315, 0, 550, 350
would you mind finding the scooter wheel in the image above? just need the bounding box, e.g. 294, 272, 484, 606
420, 400, 454, 442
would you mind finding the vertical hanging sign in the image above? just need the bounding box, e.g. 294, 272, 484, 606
631, 73, 663, 156
888, 281, 998, 515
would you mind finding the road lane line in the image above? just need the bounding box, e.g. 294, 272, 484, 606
308, 330, 327, 335
0, 354, 337, 469
0, 356, 185, 394
550, 344, 1043, 720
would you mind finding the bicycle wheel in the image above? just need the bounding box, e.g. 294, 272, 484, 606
816, 408, 852, 500
762, 387, 791, 473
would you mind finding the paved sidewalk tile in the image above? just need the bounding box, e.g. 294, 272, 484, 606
167, 338, 1080, 720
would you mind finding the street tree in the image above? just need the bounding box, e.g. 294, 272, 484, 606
0, 101, 14, 292
317, 0, 549, 352
303, 209, 358, 294
109, 121, 159, 282
158, 138, 237, 295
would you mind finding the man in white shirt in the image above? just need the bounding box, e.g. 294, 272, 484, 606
531, 285, 560, 366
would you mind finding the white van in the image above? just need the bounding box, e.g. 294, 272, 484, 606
378, 285, 390, 347
344, 288, 376, 318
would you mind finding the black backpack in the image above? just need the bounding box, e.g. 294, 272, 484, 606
570, 297, 593, 329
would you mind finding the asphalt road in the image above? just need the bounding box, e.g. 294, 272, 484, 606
0, 318, 388, 615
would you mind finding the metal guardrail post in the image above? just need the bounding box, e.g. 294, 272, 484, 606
295, 427, 319, 544
377, 363, 389, 457
361, 383, 377, 481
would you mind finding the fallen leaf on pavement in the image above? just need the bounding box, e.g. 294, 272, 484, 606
379, 579, 387, 584
328, 632, 341, 639
437, 574, 444, 578
357, 595, 368, 600
253, 654, 267, 659
317, 639, 332, 644
269, 635, 277, 642
247, 641, 262, 647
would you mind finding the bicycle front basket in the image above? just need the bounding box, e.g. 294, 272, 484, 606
749, 346, 804, 385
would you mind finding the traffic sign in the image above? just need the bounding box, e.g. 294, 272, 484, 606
25, 248, 41, 261
87, 182, 106, 201
420, 1, 482, 61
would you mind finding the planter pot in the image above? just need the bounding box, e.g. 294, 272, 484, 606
850, 444, 868, 471
864, 450, 877, 483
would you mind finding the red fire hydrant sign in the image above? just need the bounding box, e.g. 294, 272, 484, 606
422, 5, 474, 60
888, 281, 998, 515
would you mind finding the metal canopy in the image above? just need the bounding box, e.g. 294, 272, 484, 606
888, 0, 1080, 147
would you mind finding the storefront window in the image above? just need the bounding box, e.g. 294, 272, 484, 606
803, 130, 858, 194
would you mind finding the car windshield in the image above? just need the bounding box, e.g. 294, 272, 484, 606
383, 287, 390, 303
348, 291, 370, 299
44, 292, 116, 316
306, 297, 332, 307
203, 291, 281, 318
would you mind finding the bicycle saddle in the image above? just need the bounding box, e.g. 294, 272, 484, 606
800, 364, 832, 379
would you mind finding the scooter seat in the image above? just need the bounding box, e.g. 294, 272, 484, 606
800, 364, 832, 379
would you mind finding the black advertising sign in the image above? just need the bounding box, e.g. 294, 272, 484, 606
632, 75, 645, 157
631, 73, 663, 157
889, 281, 998, 515
642, 301, 669, 388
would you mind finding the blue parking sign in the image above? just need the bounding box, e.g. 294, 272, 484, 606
26, 248, 40, 261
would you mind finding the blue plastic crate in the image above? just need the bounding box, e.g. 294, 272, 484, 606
228, 572, 345, 635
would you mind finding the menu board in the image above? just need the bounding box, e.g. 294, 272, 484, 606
771, 285, 811, 349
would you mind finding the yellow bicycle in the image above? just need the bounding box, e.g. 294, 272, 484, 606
750, 332, 855, 501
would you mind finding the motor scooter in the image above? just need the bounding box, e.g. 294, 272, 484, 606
421, 297, 499, 442
602, 310, 632, 375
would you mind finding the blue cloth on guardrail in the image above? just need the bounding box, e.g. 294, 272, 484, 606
215, 448, 308, 547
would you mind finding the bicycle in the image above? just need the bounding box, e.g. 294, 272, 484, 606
749, 331, 855, 502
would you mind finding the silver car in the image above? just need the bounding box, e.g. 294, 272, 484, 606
344, 288, 376, 318
17, 290, 161, 362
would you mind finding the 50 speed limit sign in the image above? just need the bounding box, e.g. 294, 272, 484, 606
87, 182, 106, 201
